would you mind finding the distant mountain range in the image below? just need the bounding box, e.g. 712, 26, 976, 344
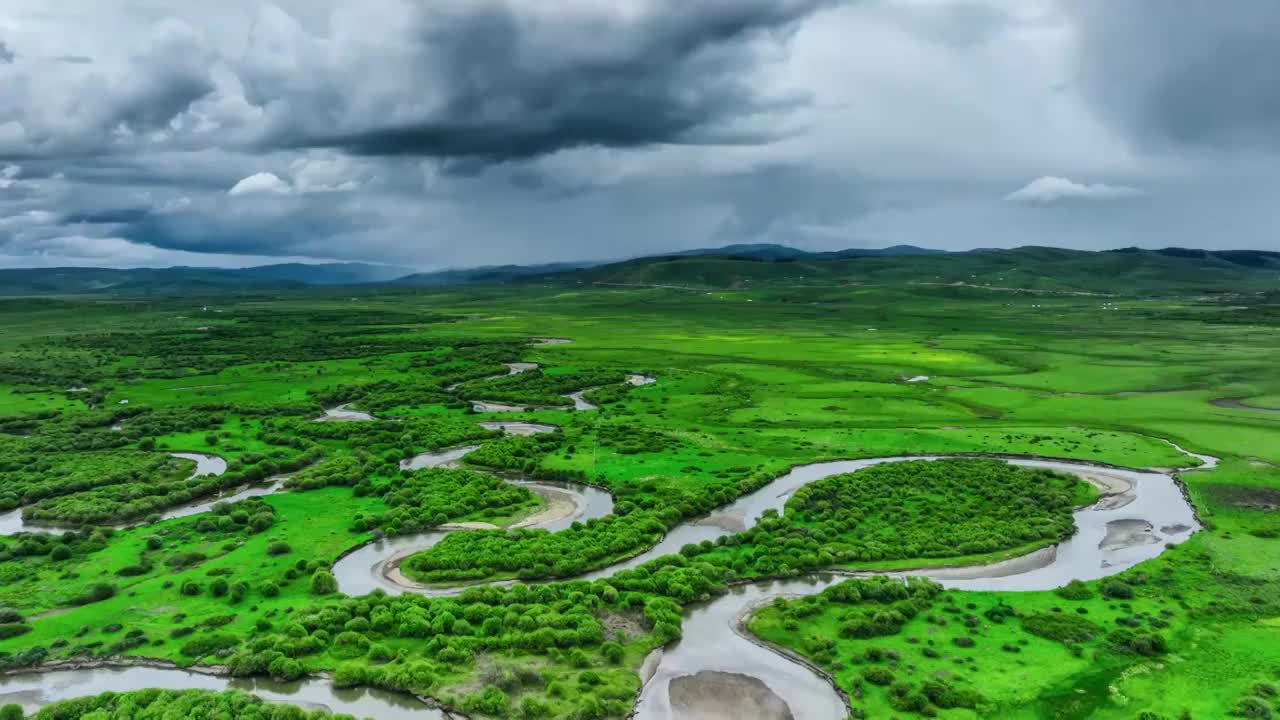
0, 245, 1276, 296
0, 262, 410, 295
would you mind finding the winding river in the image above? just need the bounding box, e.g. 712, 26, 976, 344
334, 446, 1208, 720
0, 666, 448, 719
1, 370, 1215, 720
337, 443, 614, 597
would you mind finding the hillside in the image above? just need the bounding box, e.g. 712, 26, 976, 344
0, 263, 407, 295
534, 246, 1280, 295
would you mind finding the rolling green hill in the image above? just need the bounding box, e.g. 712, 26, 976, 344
534, 246, 1280, 295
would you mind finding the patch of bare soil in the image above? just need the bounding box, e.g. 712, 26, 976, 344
1205, 484, 1280, 512
597, 610, 648, 642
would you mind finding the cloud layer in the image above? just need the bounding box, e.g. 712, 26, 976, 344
1005, 177, 1142, 205
1, 0, 1278, 269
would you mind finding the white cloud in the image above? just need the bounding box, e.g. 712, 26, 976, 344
1005, 176, 1143, 204
227, 171, 292, 196
0, 164, 21, 189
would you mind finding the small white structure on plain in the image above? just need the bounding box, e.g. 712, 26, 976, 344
905, 376, 930, 383
118, 399, 129, 405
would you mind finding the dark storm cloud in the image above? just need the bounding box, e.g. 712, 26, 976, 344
118, 200, 370, 257
281, 0, 836, 162
62, 207, 153, 225
1074, 0, 1280, 149
0, 40, 14, 64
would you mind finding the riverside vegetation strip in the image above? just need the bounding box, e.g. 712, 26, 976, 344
0, 284, 1276, 719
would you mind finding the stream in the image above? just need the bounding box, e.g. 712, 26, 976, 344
1211, 397, 1280, 413
0, 452, 228, 536
336, 443, 614, 597
316, 404, 377, 422
0, 666, 447, 719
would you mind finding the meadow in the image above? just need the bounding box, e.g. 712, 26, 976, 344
0, 282, 1276, 719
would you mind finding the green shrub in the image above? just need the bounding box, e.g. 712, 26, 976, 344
1054, 580, 1093, 600
862, 667, 895, 686
1022, 613, 1102, 644
310, 570, 338, 595
0, 623, 33, 640
1101, 579, 1134, 599
179, 634, 239, 658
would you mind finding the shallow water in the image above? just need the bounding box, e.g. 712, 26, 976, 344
399, 446, 480, 471
478, 421, 557, 435
0, 666, 442, 719
565, 390, 598, 411
317, 404, 376, 421
171, 452, 229, 479
471, 400, 527, 413
149, 476, 288, 524
1211, 397, 1280, 413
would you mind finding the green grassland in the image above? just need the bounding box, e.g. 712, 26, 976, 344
0, 283, 1277, 719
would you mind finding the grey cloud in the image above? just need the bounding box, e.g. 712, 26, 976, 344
0, 40, 14, 64
266, 0, 835, 162
117, 196, 373, 258
63, 207, 153, 225
107, 20, 217, 134
1074, 0, 1280, 149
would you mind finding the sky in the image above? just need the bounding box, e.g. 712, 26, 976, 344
1, 0, 1278, 270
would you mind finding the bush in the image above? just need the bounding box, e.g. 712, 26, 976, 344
1234, 696, 1273, 719
50, 545, 72, 561
602, 641, 625, 664
180, 634, 239, 658
0, 623, 33, 640
310, 570, 338, 595
210, 578, 229, 597
69, 583, 117, 606
1022, 613, 1102, 644
862, 667, 895, 686
1107, 629, 1167, 656
1101, 579, 1134, 600
0, 704, 22, 720
1055, 580, 1093, 600
261, 581, 280, 597
268, 541, 291, 556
